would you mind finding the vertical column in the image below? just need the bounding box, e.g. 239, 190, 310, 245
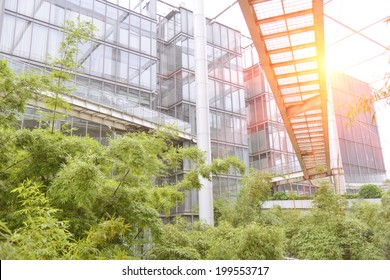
0, 0, 5, 41
193, 0, 214, 225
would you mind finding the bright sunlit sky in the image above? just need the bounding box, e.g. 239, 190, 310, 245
162, 0, 390, 177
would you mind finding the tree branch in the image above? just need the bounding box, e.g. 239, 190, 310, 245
0, 157, 29, 176
113, 169, 130, 196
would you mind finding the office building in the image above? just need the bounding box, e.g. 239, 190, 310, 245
243, 43, 386, 194
0, 0, 386, 209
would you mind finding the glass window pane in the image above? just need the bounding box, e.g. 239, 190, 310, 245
90, 44, 104, 76
65, 4, 80, 22
221, 25, 228, 49
103, 46, 115, 79
226, 114, 234, 142
213, 24, 220, 46
151, 64, 157, 91
14, 19, 32, 58
0, 15, 15, 53
141, 19, 151, 55
130, 14, 140, 51
87, 122, 101, 140
117, 50, 129, 82
189, 77, 195, 102
35, 1, 51, 22
224, 86, 232, 111
30, 23, 48, 61
50, 3, 65, 26
5, 0, 17, 10
151, 22, 157, 56
232, 88, 240, 113
209, 80, 216, 107
140, 57, 151, 89
72, 118, 87, 137
18, 0, 34, 16
234, 116, 242, 144
118, 0, 129, 9
188, 39, 194, 70
119, 20, 130, 48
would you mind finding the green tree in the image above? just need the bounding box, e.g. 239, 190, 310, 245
220, 169, 273, 226
272, 191, 290, 200
358, 184, 383, 198
0, 180, 72, 259
350, 190, 390, 259
70, 215, 133, 260
42, 17, 96, 133
379, 190, 390, 258
205, 221, 284, 260
0, 60, 44, 128
146, 218, 202, 260
289, 184, 383, 259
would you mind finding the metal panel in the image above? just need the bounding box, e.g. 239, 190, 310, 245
239, 0, 330, 179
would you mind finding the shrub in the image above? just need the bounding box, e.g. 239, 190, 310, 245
272, 192, 290, 200
358, 184, 383, 199
343, 194, 359, 199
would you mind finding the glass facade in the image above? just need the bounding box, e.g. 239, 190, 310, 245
157, 7, 249, 211
330, 71, 386, 185
1, 0, 157, 108
0, 1, 249, 217
21, 106, 122, 145
243, 44, 301, 177
243, 42, 386, 192
0, 0, 386, 206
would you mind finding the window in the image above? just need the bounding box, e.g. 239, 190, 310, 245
14, 18, 32, 58
140, 18, 151, 55
130, 15, 140, 51
0, 15, 15, 53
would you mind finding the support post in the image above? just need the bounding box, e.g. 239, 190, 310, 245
193, 0, 214, 225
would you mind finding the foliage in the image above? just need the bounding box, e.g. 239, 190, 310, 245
147, 217, 284, 260
71, 215, 132, 260
239, 169, 273, 206
146, 218, 202, 260
272, 192, 290, 200
289, 183, 383, 259
177, 151, 246, 191
1, 124, 390, 260
0, 180, 72, 259
358, 184, 383, 198
42, 18, 96, 132
9, 128, 105, 185
206, 222, 284, 260
347, 71, 389, 124
0, 60, 45, 128
230, 170, 272, 225
2, 17, 390, 261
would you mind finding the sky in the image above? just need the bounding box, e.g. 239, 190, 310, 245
162, 0, 390, 177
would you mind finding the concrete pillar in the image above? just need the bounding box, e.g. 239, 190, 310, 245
193, 0, 214, 225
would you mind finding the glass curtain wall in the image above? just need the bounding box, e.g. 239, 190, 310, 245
330, 71, 386, 185
157, 7, 249, 215
0, 0, 158, 110
21, 106, 121, 145
243, 42, 387, 192
243, 44, 300, 177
